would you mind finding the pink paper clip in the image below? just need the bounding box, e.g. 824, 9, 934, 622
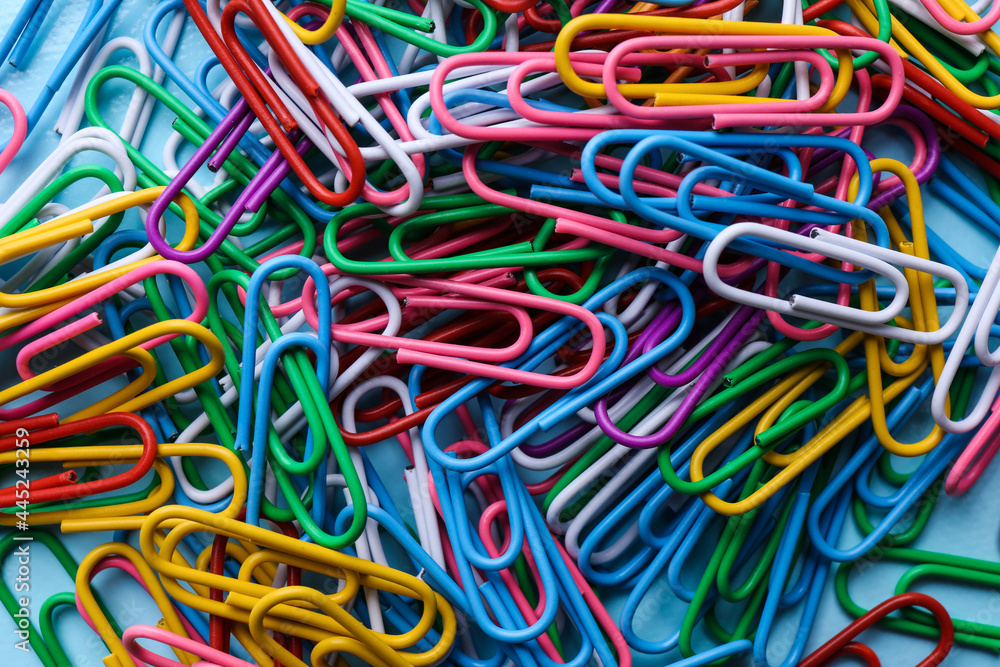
945, 393, 1000, 496
123, 626, 254, 667
0, 88, 27, 175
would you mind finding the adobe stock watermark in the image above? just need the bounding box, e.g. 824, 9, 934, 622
12, 426, 32, 653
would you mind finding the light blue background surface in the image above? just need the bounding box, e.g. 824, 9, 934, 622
2, 1, 1000, 665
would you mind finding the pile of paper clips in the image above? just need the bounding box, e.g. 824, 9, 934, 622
10, 0, 1000, 664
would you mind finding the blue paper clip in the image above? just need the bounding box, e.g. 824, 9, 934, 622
0, 0, 124, 145
807, 378, 971, 561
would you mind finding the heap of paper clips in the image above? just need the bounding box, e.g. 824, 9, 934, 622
9, 0, 1000, 664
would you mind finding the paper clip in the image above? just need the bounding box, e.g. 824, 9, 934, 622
0, 187, 199, 312
798, 592, 953, 667
916, 0, 1000, 34
0, 88, 26, 175
598, 34, 902, 127
263, 19, 427, 217
76, 543, 201, 667
945, 393, 1000, 495
806, 382, 971, 560
418, 267, 690, 473
0, 0, 57, 72
181, 0, 367, 209
553, 15, 883, 101
1, 259, 208, 377
0, 319, 223, 422
753, 461, 847, 667
0, 126, 137, 233
704, 223, 968, 345
234, 255, 371, 548
123, 626, 253, 667
0, 0, 124, 142
834, 548, 1000, 651
140, 505, 457, 665
0, 433, 243, 531
0, 413, 155, 513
